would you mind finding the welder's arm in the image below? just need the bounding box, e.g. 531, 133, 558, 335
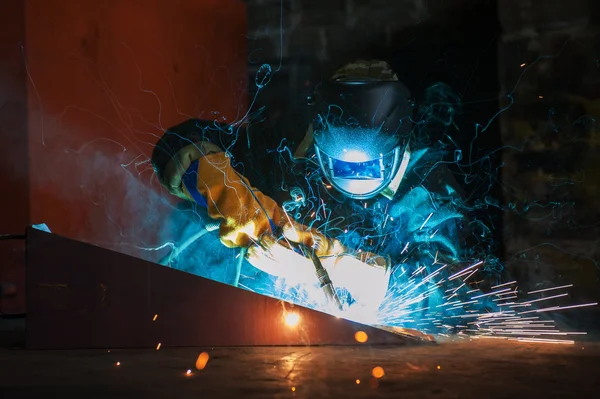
153, 135, 342, 258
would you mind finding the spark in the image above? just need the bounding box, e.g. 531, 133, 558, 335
420, 213, 433, 230
411, 266, 426, 277
491, 281, 517, 289
186, 369, 193, 376
448, 261, 483, 280
156, 343, 162, 350
527, 284, 573, 295
372, 366, 385, 379
196, 352, 210, 370
460, 269, 478, 282
497, 291, 517, 296
514, 338, 574, 345
116, 362, 121, 366
521, 302, 598, 314
521, 293, 568, 305
152, 314, 158, 321
470, 287, 511, 299
401, 242, 410, 254
354, 331, 368, 343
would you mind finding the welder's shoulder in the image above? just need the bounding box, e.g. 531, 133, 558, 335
401, 152, 466, 199
155, 118, 236, 153
152, 118, 240, 171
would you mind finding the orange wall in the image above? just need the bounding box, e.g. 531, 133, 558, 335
0, 0, 247, 313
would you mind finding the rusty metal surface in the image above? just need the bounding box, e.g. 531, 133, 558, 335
25, 228, 411, 349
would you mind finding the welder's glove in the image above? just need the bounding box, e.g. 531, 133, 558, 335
159, 145, 388, 269
185, 151, 291, 248
160, 146, 329, 252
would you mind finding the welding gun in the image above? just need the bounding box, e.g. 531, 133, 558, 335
292, 242, 344, 312
267, 224, 344, 311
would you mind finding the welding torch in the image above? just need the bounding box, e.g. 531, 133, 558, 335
270, 225, 344, 312
298, 242, 344, 311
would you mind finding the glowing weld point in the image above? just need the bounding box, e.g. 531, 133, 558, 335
284, 312, 301, 327
437, 365, 441, 370
152, 314, 158, 321
116, 362, 121, 366
186, 369, 192, 376
356, 379, 361, 385
291, 387, 296, 392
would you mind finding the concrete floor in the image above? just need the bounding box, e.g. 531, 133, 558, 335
1, 334, 599, 398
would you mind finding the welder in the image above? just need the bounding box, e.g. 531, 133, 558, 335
151, 60, 464, 317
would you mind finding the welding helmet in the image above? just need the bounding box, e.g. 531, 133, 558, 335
311, 60, 413, 199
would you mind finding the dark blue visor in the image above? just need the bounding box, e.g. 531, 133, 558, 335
331, 158, 383, 180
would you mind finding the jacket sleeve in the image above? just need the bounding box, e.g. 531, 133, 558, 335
151, 119, 234, 199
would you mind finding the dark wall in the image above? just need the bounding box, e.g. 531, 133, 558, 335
499, 0, 600, 328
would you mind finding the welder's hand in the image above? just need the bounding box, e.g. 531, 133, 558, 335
281, 224, 389, 270
160, 148, 300, 249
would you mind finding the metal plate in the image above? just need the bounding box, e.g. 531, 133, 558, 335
25, 228, 414, 349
